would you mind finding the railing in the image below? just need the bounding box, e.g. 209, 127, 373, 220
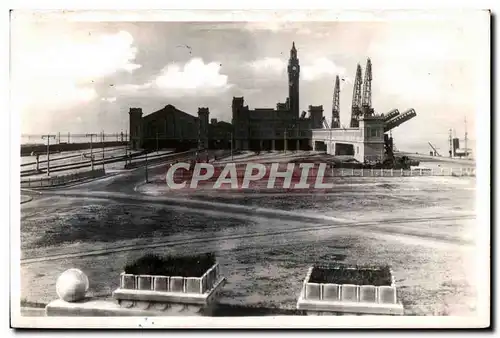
21, 169, 106, 188
312, 129, 362, 142
330, 167, 476, 177
124, 150, 199, 169
124, 149, 240, 170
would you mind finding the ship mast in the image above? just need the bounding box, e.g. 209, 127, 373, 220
464, 116, 468, 158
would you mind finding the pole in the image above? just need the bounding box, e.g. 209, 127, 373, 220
329, 127, 332, 155
125, 130, 130, 165
86, 133, 97, 171
284, 128, 287, 154
145, 152, 148, 183
230, 132, 233, 161
101, 131, 105, 170
448, 128, 453, 157
41, 134, 56, 176
156, 131, 159, 154
464, 116, 468, 158
68, 132, 70, 144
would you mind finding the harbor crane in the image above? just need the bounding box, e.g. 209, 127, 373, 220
428, 142, 441, 157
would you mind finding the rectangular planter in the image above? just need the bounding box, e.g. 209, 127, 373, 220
118, 262, 220, 294
113, 263, 225, 309
297, 266, 404, 315
117, 263, 221, 302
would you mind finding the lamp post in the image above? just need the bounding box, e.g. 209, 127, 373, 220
41, 134, 56, 176
228, 131, 233, 161
145, 152, 149, 183
156, 131, 159, 154
284, 128, 287, 154
101, 130, 105, 170
86, 133, 98, 171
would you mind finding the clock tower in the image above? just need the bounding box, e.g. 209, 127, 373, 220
287, 42, 300, 117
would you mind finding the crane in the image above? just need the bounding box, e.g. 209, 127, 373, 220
321, 116, 330, 129
361, 58, 374, 117
331, 75, 340, 128
384, 109, 417, 133
350, 64, 363, 128
428, 142, 441, 157
383, 109, 400, 122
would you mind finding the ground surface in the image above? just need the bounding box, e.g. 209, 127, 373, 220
20, 151, 478, 316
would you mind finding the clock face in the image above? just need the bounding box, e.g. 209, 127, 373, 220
292, 66, 297, 71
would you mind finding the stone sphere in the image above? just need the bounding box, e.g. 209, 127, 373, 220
56, 268, 89, 302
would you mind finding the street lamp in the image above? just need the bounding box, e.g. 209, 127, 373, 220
145, 152, 149, 183
101, 130, 105, 170
228, 131, 233, 161
156, 130, 159, 154
86, 133, 98, 171
41, 134, 56, 176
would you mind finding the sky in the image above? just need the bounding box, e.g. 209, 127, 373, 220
11, 10, 489, 153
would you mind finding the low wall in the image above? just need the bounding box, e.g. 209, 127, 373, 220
21, 141, 128, 156
20, 169, 106, 188
21, 150, 150, 177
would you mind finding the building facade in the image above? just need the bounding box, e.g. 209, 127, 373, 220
208, 118, 233, 149
129, 104, 211, 151
232, 42, 324, 151
311, 116, 386, 163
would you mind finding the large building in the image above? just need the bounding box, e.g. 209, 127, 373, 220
129, 105, 216, 151
232, 42, 324, 151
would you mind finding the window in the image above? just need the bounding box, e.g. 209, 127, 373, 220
357, 146, 359, 154
369, 128, 380, 138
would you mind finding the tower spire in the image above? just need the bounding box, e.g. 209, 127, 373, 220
331, 75, 340, 128
287, 42, 300, 116
290, 41, 297, 59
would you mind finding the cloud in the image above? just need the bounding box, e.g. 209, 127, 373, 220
155, 58, 229, 91
117, 58, 232, 97
248, 57, 287, 74
101, 97, 117, 103
301, 58, 347, 81
247, 56, 347, 82
12, 30, 141, 112
243, 22, 293, 32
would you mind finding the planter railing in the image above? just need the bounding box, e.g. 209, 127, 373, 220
112, 263, 225, 314
296, 266, 404, 315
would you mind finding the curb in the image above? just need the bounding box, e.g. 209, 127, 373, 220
20, 195, 33, 204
